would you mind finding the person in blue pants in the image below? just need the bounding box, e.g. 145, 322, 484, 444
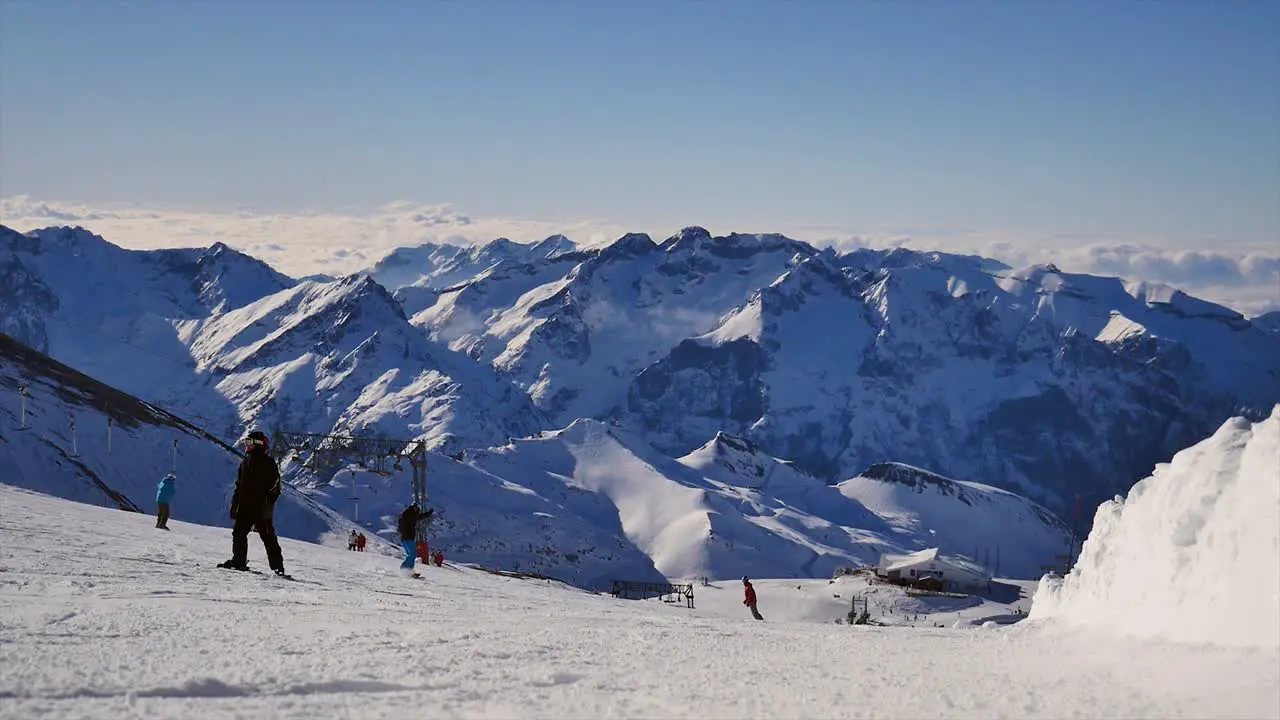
396, 503, 434, 573
155, 473, 176, 530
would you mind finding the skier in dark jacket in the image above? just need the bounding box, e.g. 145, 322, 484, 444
397, 503, 434, 574
218, 430, 286, 576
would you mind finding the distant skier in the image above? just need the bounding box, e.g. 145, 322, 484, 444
397, 503, 434, 575
154, 473, 176, 530
348, 529, 358, 551
356, 532, 366, 552
743, 576, 763, 620
217, 430, 287, 576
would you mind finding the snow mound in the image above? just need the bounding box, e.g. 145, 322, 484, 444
1031, 406, 1280, 648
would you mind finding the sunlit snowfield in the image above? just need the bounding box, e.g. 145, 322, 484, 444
1, 486, 1275, 719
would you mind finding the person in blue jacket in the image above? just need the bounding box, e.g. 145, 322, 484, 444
155, 473, 176, 530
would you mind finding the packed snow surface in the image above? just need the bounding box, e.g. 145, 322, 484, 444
2, 487, 1277, 719
1032, 406, 1280, 649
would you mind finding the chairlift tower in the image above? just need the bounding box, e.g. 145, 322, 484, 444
349, 467, 360, 523
269, 431, 430, 542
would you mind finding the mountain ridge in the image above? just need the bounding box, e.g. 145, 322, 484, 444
5, 222, 1278, 534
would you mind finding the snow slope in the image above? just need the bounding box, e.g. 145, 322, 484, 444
292, 460, 664, 589
457, 422, 1066, 582
1255, 310, 1280, 333
0, 321, 1065, 588
1031, 406, 1280, 649
1, 486, 1276, 719
177, 273, 546, 451
681, 573, 1036, 628
0, 325, 653, 584
837, 462, 1072, 578
0, 332, 348, 545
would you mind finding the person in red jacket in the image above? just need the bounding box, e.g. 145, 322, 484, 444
743, 576, 763, 620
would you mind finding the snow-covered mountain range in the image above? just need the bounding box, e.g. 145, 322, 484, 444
0, 329, 1064, 584
3, 222, 1277, 584
0, 225, 543, 452
364, 227, 1280, 516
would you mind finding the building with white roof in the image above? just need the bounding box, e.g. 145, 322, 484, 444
876, 548, 993, 593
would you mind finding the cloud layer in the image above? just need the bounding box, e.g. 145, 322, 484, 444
3, 195, 1277, 316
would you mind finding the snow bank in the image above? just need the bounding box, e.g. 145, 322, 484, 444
1031, 406, 1280, 648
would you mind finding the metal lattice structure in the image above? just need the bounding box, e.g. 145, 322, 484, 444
270, 431, 429, 542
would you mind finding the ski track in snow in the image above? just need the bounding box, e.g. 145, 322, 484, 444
1, 487, 1276, 719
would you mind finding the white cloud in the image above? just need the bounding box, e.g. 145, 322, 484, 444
3, 195, 1277, 316
779, 226, 1280, 317
0, 194, 633, 279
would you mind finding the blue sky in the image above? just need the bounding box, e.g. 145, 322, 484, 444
2, 0, 1277, 247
